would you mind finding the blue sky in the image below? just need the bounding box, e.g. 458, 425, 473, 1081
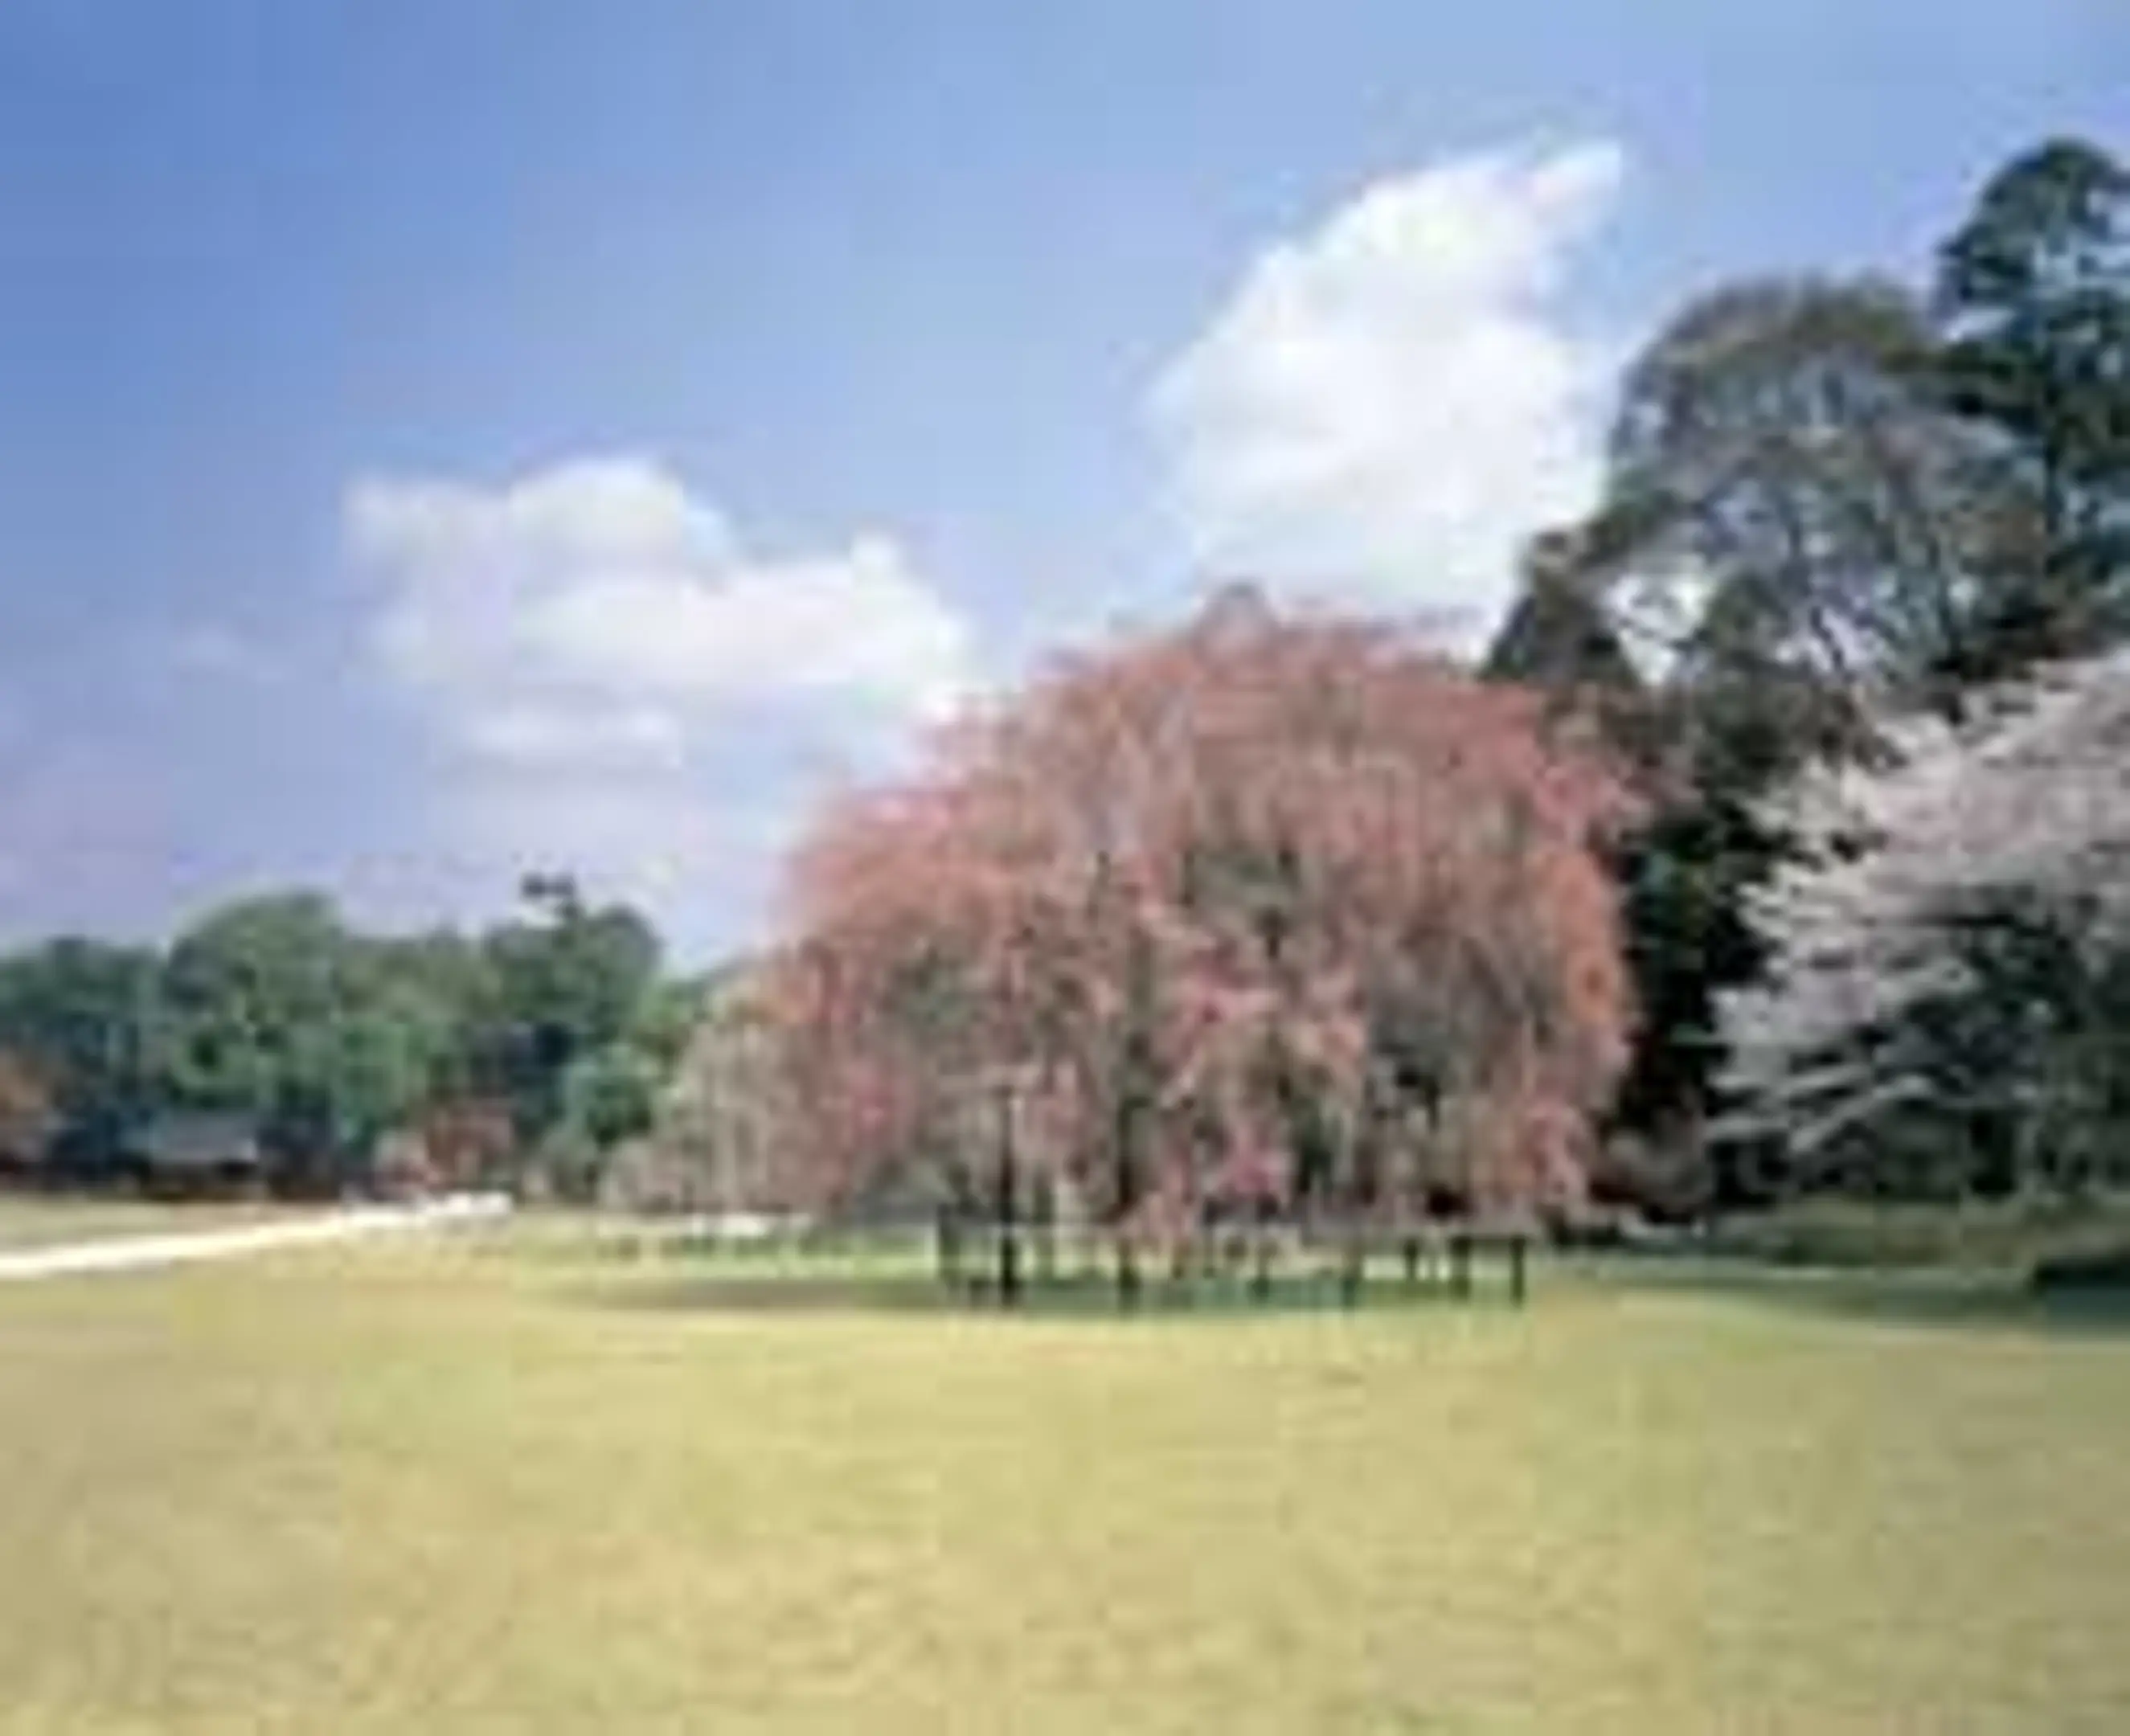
0, 1, 2123, 960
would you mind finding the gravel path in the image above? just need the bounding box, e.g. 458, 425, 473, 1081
0, 1194, 514, 1283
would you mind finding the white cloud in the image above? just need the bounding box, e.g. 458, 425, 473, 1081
345, 455, 977, 955
1150, 140, 1627, 644
350, 455, 973, 765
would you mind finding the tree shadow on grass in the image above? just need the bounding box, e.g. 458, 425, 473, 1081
580, 1262, 1534, 1324
1610, 1255, 2130, 1341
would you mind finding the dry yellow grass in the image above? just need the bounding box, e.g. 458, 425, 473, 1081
0, 1234, 2126, 1733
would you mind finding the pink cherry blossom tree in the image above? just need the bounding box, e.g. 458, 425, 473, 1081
766, 589, 1639, 1295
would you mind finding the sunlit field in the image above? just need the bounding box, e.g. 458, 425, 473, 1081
1, 1228, 2126, 1734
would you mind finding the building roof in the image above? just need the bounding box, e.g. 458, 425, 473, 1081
134, 1111, 263, 1170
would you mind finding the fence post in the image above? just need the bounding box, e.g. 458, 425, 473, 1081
1338, 1219, 1366, 1307
1035, 1179, 1057, 1286
935, 1202, 962, 1290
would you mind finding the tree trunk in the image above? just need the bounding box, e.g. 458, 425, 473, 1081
1450, 1229, 1473, 1299
1169, 1232, 1196, 1296
995, 1086, 1021, 1307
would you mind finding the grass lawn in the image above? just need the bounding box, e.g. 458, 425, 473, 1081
1, 1232, 2126, 1734
0, 1196, 290, 1254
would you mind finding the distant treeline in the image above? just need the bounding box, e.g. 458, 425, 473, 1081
0, 874, 700, 1199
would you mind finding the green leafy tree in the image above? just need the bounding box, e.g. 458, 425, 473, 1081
562, 1044, 663, 1152
1935, 136, 2130, 669
466, 874, 663, 1160
0, 939, 163, 1170
1563, 275, 2009, 726
158, 893, 454, 1192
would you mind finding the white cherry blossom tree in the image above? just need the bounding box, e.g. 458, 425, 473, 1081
1718, 651, 2130, 1189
